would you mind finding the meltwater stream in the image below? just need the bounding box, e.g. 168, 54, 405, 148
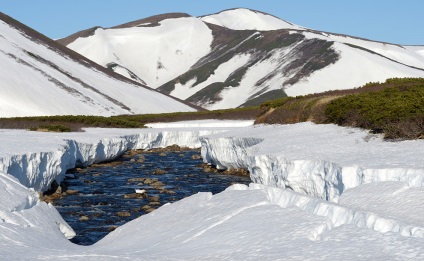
52, 148, 251, 246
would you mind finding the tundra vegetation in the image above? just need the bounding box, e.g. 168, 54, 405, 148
0, 78, 422, 139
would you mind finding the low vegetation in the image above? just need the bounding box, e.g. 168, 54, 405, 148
29, 124, 71, 133
0, 78, 422, 140
257, 78, 424, 140
0, 107, 260, 132
116, 107, 260, 124
325, 78, 424, 139
0, 115, 143, 132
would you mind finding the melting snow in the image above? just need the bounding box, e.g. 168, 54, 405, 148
0, 122, 423, 259
171, 53, 252, 100
285, 41, 424, 96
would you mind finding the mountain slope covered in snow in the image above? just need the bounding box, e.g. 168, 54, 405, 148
60, 8, 424, 110
200, 8, 304, 31
0, 13, 196, 117
59, 13, 214, 89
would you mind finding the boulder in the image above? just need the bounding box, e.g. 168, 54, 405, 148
148, 195, 160, 202
191, 154, 202, 160
117, 211, 131, 217
124, 193, 147, 199
79, 216, 89, 221
153, 168, 166, 175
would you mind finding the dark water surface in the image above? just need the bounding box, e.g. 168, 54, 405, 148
53, 149, 251, 246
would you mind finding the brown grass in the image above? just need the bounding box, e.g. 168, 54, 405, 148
257, 78, 424, 140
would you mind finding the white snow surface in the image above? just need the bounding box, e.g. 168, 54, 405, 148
68, 17, 213, 88
206, 48, 292, 110
285, 41, 424, 96
205, 38, 424, 107
145, 119, 254, 128
63, 9, 424, 109
200, 8, 304, 31
0, 20, 195, 117
201, 122, 424, 201
168, 31, 424, 108
170, 53, 252, 100
302, 31, 424, 70
1, 122, 424, 260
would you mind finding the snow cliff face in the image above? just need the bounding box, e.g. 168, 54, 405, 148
61, 8, 424, 109
0, 13, 196, 117
1, 123, 424, 259
200, 123, 424, 202
0, 128, 222, 192
0, 127, 226, 256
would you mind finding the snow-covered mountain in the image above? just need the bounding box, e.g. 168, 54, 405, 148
60, 8, 424, 110
0, 13, 196, 117
200, 8, 304, 31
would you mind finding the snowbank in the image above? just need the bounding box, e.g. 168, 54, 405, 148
1, 122, 423, 259
145, 119, 254, 128
0, 128, 227, 192
200, 122, 424, 202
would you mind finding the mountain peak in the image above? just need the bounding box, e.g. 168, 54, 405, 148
111, 13, 192, 29
200, 8, 303, 31
58, 9, 424, 111
0, 12, 197, 117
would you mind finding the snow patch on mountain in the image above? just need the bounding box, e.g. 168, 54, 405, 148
302, 31, 424, 70
201, 8, 304, 31
171, 53, 252, 100
285, 41, 424, 96
0, 18, 195, 117
205, 48, 296, 110
407, 45, 424, 59
68, 17, 213, 88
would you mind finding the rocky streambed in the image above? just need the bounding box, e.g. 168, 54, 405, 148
45, 146, 251, 245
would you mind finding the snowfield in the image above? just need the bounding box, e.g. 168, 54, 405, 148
63, 8, 424, 110
1, 121, 424, 260
170, 53, 252, 100
200, 8, 304, 31
285, 41, 424, 96
0, 16, 195, 117
68, 17, 213, 88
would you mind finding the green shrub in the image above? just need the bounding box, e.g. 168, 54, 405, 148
325, 82, 424, 139
30, 124, 71, 132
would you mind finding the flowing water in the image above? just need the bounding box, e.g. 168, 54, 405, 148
53, 149, 251, 246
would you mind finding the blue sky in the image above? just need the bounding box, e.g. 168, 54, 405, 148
1, 0, 423, 45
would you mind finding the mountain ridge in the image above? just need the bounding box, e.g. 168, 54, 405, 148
0, 12, 199, 117
58, 8, 424, 109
